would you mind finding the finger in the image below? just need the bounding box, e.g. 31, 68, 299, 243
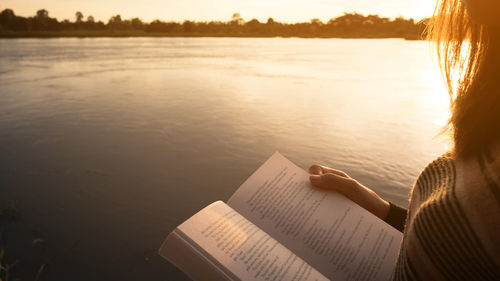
318, 166, 348, 178
309, 164, 349, 178
310, 173, 357, 199
308, 164, 323, 175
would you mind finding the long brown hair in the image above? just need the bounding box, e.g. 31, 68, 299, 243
428, 0, 500, 158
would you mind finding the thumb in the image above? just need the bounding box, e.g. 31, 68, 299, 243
310, 173, 357, 199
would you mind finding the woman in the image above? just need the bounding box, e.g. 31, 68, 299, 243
309, 0, 500, 280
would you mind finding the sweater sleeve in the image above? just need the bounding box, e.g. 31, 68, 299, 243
384, 201, 408, 232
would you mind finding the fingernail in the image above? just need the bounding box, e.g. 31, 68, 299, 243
310, 175, 321, 182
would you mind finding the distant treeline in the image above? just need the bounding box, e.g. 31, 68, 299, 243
0, 9, 428, 39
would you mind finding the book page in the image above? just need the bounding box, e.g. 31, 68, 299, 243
159, 201, 328, 281
228, 152, 403, 281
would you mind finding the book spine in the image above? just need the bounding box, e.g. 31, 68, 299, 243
159, 229, 240, 281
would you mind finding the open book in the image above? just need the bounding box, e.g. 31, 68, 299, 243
159, 152, 403, 281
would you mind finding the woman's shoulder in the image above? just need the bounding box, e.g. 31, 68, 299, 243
453, 143, 500, 208
416, 151, 455, 181
414, 143, 500, 198
398, 146, 500, 280
454, 145, 500, 261
411, 151, 455, 203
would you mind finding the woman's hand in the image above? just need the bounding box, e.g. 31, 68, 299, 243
309, 164, 390, 220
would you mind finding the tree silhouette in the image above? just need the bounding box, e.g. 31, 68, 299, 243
231, 13, 244, 25
310, 18, 322, 25
246, 19, 260, 27
108, 14, 123, 29
75, 11, 84, 23
0, 8, 427, 39
1, 9, 14, 20
182, 20, 194, 32
32, 9, 59, 31
0, 9, 15, 28
36, 9, 49, 19
130, 18, 143, 30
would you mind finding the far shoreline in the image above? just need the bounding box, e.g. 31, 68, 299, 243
0, 31, 423, 40
1, 9, 426, 41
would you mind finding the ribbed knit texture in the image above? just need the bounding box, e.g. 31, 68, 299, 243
391, 149, 500, 280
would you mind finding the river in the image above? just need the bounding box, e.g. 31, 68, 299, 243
0, 37, 449, 280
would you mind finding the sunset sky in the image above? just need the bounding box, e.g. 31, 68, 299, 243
1, 0, 437, 23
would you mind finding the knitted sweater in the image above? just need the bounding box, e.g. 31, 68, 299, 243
384, 147, 500, 280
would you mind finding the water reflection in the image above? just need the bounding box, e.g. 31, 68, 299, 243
0, 37, 449, 280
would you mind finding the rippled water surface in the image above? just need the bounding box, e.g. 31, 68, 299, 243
0, 37, 449, 280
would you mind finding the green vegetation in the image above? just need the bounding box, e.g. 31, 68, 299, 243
0, 203, 19, 281
0, 9, 428, 39
0, 247, 15, 281
0, 201, 49, 281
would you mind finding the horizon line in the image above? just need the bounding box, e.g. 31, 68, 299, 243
1, 7, 428, 24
